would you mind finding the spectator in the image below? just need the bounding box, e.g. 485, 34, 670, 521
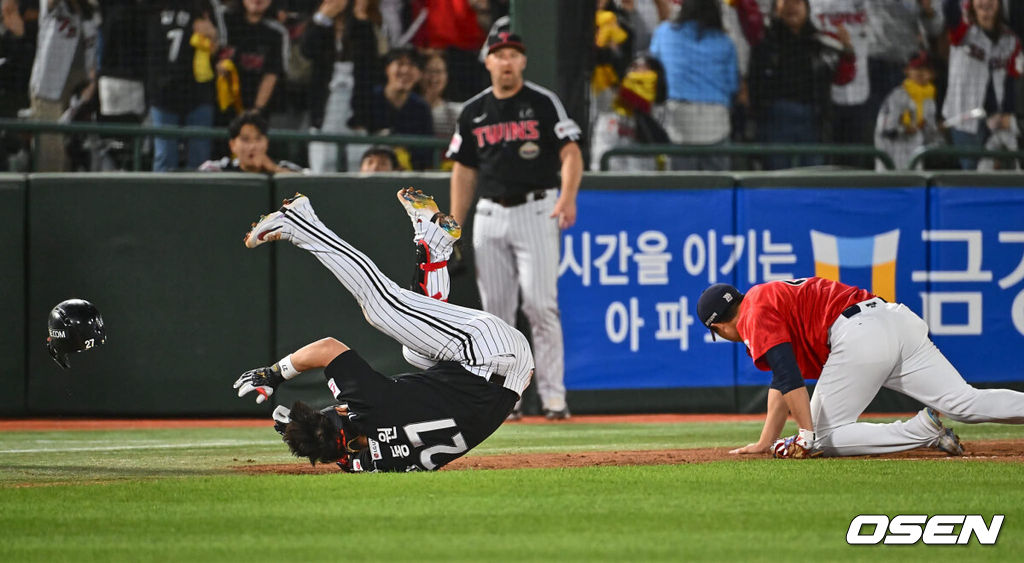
592, 0, 633, 115
410, 0, 490, 102
146, 1, 226, 171
590, 53, 669, 171
874, 51, 942, 170
303, 0, 387, 172
942, 0, 1021, 170
420, 52, 462, 140
749, 0, 856, 169
808, 0, 873, 166
720, 0, 765, 142
365, 46, 434, 169
199, 110, 306, 172
650, 0, 739, 170
0, 0, 37, 170
865, 1, 944, 122
28, 0, 99, 172
621, 0, 674, 53
219, 0, 287, 118
358, 144, 398, 171
97, 0, 146, 123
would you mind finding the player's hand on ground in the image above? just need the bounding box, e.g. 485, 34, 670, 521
233, 366, 284, 404
729, 442, 771, 455
551, 197, 577, 230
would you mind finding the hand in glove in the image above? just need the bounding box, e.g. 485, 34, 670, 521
233, 365, 285, 404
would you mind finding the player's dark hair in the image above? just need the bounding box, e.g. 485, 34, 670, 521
282, 401, 342, 466
228, 110, 269, 140
718, 295, 744, 324
675, 0, 723, 38
361, 145, 399, 169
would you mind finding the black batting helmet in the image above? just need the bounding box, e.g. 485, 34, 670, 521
46, 299, 106, 369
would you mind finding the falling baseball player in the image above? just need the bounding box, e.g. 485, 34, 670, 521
697, 277, 1024, 458
233, 189, 534, 472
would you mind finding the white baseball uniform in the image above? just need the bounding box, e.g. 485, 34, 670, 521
809, 0, 873, 106
276, 198, 535, 397
738, 278, 1024, 456
941, 0, 1023, 135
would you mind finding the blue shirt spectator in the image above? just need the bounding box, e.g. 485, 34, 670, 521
650, 19, 738, 106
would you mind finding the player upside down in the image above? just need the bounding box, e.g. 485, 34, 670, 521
233, 189, 534, 472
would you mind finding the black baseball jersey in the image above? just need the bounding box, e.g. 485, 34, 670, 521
323, 350, 517, 472
446, 81, 581, 198
146, 0, 225, 113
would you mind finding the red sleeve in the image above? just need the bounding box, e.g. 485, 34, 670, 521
1008, 38, 1023, 79
739, 304, 791, 371
733, 0, 764, 46
944, 0, 969, 45
833, 52, 857, 85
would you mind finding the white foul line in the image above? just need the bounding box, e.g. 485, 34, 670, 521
0, 439, 280, 454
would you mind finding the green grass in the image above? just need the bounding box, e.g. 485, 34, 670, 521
1, 419, 1023, 562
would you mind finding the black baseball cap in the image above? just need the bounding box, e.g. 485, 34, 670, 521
697, 284, 743, 341
487, 31, 526, 55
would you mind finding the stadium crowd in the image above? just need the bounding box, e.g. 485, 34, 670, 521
0, 0, 1022, 172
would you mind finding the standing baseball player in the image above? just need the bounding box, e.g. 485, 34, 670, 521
448, 30, 583, 420
697, 277, 1024, 458
233, 189, 534, 472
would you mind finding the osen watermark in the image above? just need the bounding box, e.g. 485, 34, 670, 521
847, 514, 1004, 545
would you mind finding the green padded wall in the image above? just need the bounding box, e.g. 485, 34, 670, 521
929, 173, 1024, 187
0, 175, 26, 415
26, 173, 273, 415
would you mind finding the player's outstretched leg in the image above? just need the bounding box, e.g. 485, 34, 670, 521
243, 193, 531, 389
397, 187, 461, 301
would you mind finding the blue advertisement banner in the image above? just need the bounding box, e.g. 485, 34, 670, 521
558, 189, 734, 390
558, 184, 1023, 392
928, 187, 1024, 383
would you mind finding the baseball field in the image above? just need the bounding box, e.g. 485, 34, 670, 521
1, 414, 1023, 562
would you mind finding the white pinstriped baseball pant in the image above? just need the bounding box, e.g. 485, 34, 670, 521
279, 199, 534, 396
472, 188, 566, 411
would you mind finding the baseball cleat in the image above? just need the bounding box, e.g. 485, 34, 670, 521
543, 407, 571, 421
936, 427, 965, 456
505, 407, 523, 422
398, 187, 442, 225
434, 213, 462, 240
243, 193, 309, 248
925, 408, 964, 456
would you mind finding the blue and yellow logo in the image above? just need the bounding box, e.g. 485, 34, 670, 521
810, 230, 900, 302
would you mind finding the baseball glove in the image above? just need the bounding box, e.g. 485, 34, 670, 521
772, 429, 822, 459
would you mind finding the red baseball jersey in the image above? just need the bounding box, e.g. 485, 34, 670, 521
736, 277, 875, 380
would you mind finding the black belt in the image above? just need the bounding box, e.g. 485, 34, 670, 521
841, 304, 862, 318
841, 298, 887, 319
485, 189, 547, 207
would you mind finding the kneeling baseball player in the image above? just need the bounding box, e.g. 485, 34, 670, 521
698, 278, 1024, 459
233, 189, 534, 472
